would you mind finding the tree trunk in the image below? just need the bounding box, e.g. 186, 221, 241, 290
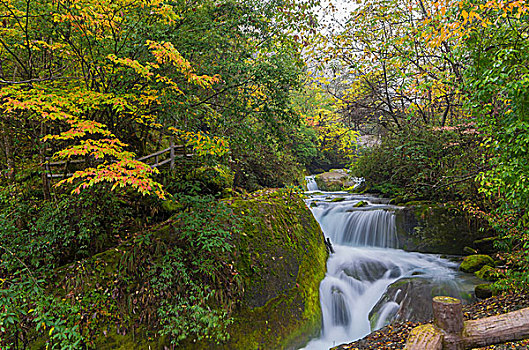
1, 124, 16, 183
39, 123, 51, 201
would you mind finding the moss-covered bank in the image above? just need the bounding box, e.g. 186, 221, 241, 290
38, 190, 327, 349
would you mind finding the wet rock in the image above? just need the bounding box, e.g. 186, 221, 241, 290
342, 260, 401, 283
460, 254, 494, 273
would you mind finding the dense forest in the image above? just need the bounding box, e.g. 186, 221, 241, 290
1, 0, 529, 348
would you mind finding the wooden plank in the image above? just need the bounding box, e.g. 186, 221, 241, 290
46, 159, 85, 166
136, 146, 172, 161
46, 173, 74, 179
151, 158, 172, 168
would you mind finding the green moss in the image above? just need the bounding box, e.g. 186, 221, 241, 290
460, 254, 494, 273
178, 190, 327, 349
37, 190, 327, 349
475, 265, 498, 281
353, 200, 368, 207
433, 296, 460, 304
330, 197, 345, 202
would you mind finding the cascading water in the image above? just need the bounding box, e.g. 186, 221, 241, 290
306, 175, 319, 191
302, 190, 477, 350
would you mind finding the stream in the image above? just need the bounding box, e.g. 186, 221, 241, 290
301, 176, 478, 349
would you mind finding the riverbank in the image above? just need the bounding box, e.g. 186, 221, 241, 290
331, 292, 529, 349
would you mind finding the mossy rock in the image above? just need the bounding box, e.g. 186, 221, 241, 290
395, 204, 493, 255
475, 265, 498, 281
460, 254, 494, 273
330, 197, 345, 202
314, 169, 354, 191
38, 190, 327, 350
186, 165, 235, 194
475, 284, 493, 299
353, 200, 368, 208
207, 191, 327, 349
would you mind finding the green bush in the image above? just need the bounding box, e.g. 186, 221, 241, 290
0, 188, 133, 271
186, 165, 235, 195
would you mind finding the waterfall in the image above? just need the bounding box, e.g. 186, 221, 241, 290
301, 192, 476, 350
306, 175, 319, 191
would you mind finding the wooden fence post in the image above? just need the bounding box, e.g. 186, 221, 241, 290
170, 140, 175, 169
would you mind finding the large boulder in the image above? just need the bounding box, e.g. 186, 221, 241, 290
217, 190, 328, 349
369, 276, 474, 329
314, 169, 356, 191
44, 190, 327, 350
395, 204, 493, 255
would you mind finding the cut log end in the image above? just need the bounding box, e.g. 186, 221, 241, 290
405, 324, 443, 350
433, 296, 464, 334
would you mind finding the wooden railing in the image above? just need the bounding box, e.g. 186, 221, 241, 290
44, 142, 192, 179
405, 296, 529, 349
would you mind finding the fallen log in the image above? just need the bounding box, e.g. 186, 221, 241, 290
405, 296, 529, 350
463, 307, 529, 348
